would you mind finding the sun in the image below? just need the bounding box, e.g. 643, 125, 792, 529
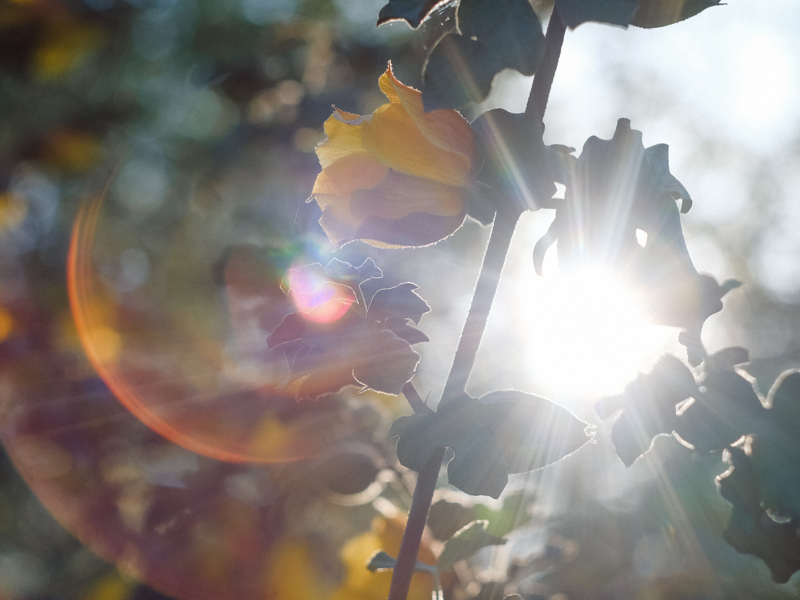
522, 249, 676, 400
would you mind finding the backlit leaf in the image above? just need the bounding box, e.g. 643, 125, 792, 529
437, 520, 507, 571
422, 0, 545, 110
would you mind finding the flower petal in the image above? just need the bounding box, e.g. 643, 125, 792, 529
363, 103, 471, 187
316, 110, 368, 168
313, 151, 389, 200
350, 170, 463, 220
379, 66, 475, 163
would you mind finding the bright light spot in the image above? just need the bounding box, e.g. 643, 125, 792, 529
85, 326, 122, 363
0, 308, 13, 342
525, 253, 673, 397
735, 36, 792, 121
635, 228, 648, 248
286, 267, 354, 324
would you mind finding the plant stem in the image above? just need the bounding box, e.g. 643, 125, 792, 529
388, 13, 566, 600
441, 206, 522, 404
526, 9, 566, 127
387, 446, 446, 600
402, 381, 434, 415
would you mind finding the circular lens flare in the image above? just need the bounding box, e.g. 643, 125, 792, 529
67, 192, 357, 463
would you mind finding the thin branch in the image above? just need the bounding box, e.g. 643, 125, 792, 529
403, 381, 434, 415
525, 9, 567, 127
441, 206, 521, 404
387, 446, 446, 600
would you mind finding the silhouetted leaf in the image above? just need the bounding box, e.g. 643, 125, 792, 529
377, 0, 448, 28
632, 0, 722, 28
367, 551, 438, 574
555, 0, 639, 28
422, 0, 545, 110
353, 329, 422, 394
437, 520, 507, 571
597, 355, 696, 466
479, 390, 591, 472
390, 391, 590, 497
741, 346, 800, 398
675, 354, 765, 453
324, 257, 383, 287
428, 499, 477, 541
472, 109, 571, 212
390, 396, 509, 498
534, 119, 740, 360
719, 447, 800, 584
368, 283, 430, 325
268, 268, 430, 398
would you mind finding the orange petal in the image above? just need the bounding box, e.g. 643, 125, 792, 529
313, 151, 389, 199
362, 103, 471, 187
316, 110, 367, 168
379, 65, 475, 163
350, 170, 463, 220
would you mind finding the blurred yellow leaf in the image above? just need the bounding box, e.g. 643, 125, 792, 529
33, 17, 104, 79
266, 538, 338, 600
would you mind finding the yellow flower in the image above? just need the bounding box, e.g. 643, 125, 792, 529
332, 514, 436, 600
312, 65, 475, 248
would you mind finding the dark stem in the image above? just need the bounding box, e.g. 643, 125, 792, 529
403, 381, 434, 415
389, 14, 566, 600
525, 9, 566, 126
387, 446, 446, 600
441, 206, 521, 403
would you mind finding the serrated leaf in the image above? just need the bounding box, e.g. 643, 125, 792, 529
366, 551, 437, 575
596, 355, 696, 466
324, 257, 383, 287
437, 521, 507, 571
742, 348, 800, 398
353, 329, 420, 395
422, 0, 545, 110
377, 0, 449, 28
384, 318, 430, 345
555, 0, 639, 28
368, 283, 430, 325
472, 109, 570, 212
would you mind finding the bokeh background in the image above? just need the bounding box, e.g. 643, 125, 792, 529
3, 0, 800, 598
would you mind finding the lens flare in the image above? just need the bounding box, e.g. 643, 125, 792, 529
67, 191, 357, 463
285, 265, 354, 324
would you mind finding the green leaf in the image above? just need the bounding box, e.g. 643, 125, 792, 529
743, 348, 800, 402
377, 0, 448, 28
422, 0, 545, 110
368, 283, 430, 325
472, 492, 534, 537
366, 551, 437, 575
478, 390, 592, 473
390, 391, 590, 498
389, 398, 509, 498
437, 520, 507, 571
353, 329, 421, 395
596, 355, 697, 466
428, 499, 478, 541
472, 109, 571, 212
632, 0, 722, 28
554, 0, 639, 29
